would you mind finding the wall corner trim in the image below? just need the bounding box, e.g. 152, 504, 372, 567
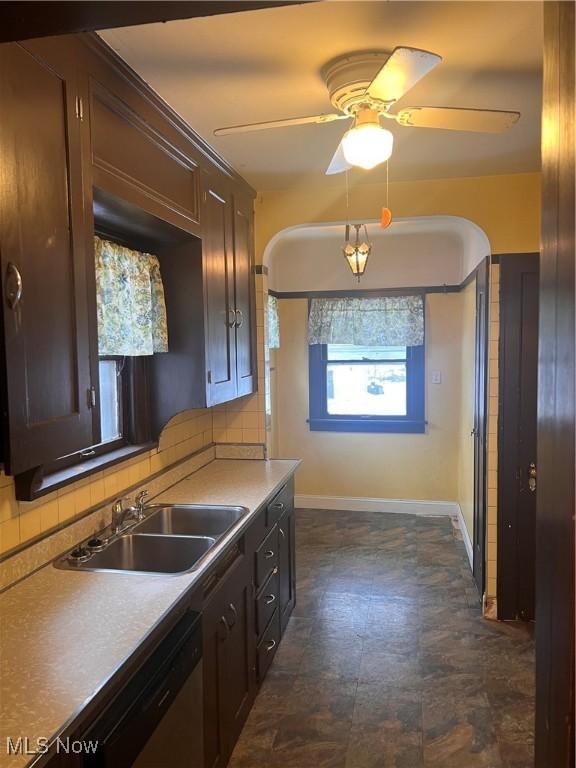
295, 494, 460, 517
455, 503, 474, 570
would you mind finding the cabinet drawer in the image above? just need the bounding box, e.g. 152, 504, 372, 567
256, 567, 279, 637
266, 483, 292, 528
257, 609, 280, 681
255, 526, 279, 589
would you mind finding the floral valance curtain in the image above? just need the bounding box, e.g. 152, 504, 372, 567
308, 295, 424, 347
267, 294, 280, 349
95, 236, 169, 356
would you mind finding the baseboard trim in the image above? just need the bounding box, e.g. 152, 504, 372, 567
455, 504, 474, 570
294, 494, 460, 518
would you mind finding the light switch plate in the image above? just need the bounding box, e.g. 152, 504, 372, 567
432, 370, 442, 384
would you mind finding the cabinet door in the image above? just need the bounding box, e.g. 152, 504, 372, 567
233, 199, 256, 397
203, 554, 254, 768
0, 43, 95, 474
221, 564, 255, 753
203, 581, 231, 768
203, 180, 237, 406
278, 508, 297, 634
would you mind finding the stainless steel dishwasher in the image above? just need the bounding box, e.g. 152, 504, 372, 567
83, 610, 203, 768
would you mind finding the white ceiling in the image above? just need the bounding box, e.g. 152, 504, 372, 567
100, 1, 543, 191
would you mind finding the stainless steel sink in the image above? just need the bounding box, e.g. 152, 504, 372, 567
73, 534, 216, 574
133, 504, 248, 538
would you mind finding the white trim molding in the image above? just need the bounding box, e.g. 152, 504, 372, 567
455, 504, 474, 569
295, 494, 460, 517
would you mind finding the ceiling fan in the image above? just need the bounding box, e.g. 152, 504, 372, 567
214, 47, 521, 174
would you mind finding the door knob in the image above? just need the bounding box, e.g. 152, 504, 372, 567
528, 462, 537, 492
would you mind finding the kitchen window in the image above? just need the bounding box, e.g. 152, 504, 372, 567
44, 236, 167, 476
307, 294, 425, 433
308, 343, 425, 432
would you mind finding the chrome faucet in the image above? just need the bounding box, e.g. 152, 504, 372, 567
134, 490, 149, 520
110, 498, 138, 535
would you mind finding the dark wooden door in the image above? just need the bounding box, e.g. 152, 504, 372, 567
535, 2, 575, 765
472, 259, 489, 594
0, 42, 95, 475
233, 199, 256, 397
278, 508, 296, 634
498, 254, 539, 621
203, 180, 237, 406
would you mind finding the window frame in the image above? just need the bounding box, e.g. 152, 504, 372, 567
44, 356, 149, 475
308, 342, 426, 434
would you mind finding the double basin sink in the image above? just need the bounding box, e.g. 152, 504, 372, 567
58, 505, 248, 576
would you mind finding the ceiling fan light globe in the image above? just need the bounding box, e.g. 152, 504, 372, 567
342, 124, 393, 170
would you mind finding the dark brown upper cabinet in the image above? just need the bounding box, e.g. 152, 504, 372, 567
233, 198, 257, 397
90, 79, 202, 236
0, 41, 97, 475
203, 174, 256, 406
0, 34, 256, 485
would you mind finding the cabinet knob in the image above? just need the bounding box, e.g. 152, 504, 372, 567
264, 550, 275, 559
264, 594, 276, 605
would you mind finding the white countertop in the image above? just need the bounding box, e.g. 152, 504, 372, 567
0, 459, 299, 768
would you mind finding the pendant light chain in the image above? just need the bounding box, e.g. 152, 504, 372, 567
386, 158, 389, 209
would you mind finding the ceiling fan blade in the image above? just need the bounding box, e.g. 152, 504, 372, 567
325, 139, 352, 175
366, 47, 442, 104
214, 113, 349, 136
395, 106, 521, 133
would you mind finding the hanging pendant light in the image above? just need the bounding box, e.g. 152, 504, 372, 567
343, 223, 371, 281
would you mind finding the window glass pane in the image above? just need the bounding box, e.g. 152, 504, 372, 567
327, 362, 407, 416
327, 344, 407, 361
99, 359, 122, 443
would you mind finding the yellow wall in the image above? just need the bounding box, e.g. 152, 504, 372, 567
456, 279, 478, 539
260, 172, 539, 560
274, 293, 466, 501
256, 172, 541, 263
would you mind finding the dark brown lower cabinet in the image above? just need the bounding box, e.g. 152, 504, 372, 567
43, 483, 296, 768
203, 481, 296, 768
203, 553, 255, 768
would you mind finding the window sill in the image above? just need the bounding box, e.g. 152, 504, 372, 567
14, 442, 157, 502
308, 418, 426, 434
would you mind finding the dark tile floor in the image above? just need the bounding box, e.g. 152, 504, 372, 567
229, 509, 535, 768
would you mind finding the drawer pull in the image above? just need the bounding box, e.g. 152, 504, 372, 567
265, 639, 276, 652
264, 594, 276, 605
272, 502, 284, 511
228, 602, 237, 627
272, 566, 279, 575
5, 262, 23, 310
264, 550, 275, 559
219, 616, 229, 639
279, 527, 285, 539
